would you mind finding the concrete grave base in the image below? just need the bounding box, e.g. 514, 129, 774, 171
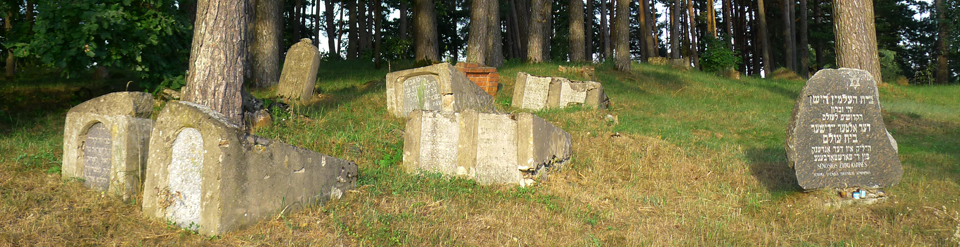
385, 63, 496, 118
141, 101, 358, 236
513, 72, 608, 111
403, 109, 571, 186
62, 92, 154, 201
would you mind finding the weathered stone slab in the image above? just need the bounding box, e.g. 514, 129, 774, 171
786, 69, 902, 190
142, 101, 358, 235
62, 92, 154, 201
512, 72, 608, 110
385, 63, 496, 118
277, 38, 321, 102
403, 109, 572, 186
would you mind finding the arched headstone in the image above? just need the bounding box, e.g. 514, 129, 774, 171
82, 122, 112, 191
167, 128, 203, 229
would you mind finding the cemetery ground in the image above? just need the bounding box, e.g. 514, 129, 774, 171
1, 61, 959, 246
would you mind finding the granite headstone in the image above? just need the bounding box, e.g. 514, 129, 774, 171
276, 38, 321, 102
786, 69, 902, 190
385, 63, 496, 118
82, 122, 112, 191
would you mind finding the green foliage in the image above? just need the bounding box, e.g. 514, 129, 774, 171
698, 37, 741, 74
14, 0, 191, 84
879, 49, 903, 83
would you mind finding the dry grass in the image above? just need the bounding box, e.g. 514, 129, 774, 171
1, 61, 959, 246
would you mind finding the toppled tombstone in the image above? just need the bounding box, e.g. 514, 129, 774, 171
558, 65, 596, 80
512, 72, 608, 111
403, 109, 571, 186
385, 63, 496, 118
785, 68, 902, 190
276, 38, 321, 102
141, 101, 357, 236
455, 62, 500, 96
62, 92, 154, 201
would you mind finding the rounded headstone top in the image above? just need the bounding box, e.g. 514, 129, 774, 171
68, 91, 154, 118
300, 38, 313, 45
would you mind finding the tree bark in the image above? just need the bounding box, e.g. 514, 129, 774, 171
757, 0, 771, 76
251, 0, 283, 88
527, 0, 547, 63
487, 0, 504, 67
813, 0, 823, 70
586, 0, 594, 60
374, 0, 383, 68
935, 0, 949, 84
5, 11, 14, 79
638, 0, 657, 61
600, 0, 609, 60
570, 0, 586, 62
686, 0, 699, 68
293, 0, 301, 40
614, 0, 630, 70
183, 0, 247, 126
543, 1, 553, 61
798, 0, 809, 77
358, 0, 369, 56
723, 0, 733, 42
468, 0, 490, 64
400, 0, 408, 40
347, 0, 359, 59
325, 0, 339, 59
670, 0, 680, 59
782, 0, 795, 71
833, 0, 882, 82
414, 0, 439, 62
706, 0, 717, 38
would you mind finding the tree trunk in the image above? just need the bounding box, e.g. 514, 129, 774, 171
638, 0, 657, 61
706, 0, 717, 38
757, 0, 771, 76
723, 0, 733, 42
487, 0, 504, 67
468, 0, 490, 64
414, 0, 439, 62
670, 0, 680, 59
798, 0, 809, 77
543, 1, 553, 61
570, 0, 586, 62
600, 0, 609, 60
614, 0, 630, 70
527, 0, 547, 63
374, 0, 383, 68
5, 11, 14, 79
507, 0, 521, 59
348, 0, 359, 59
325, 0, 339, 59
935, 0, 949, 84
833, 0, 882, 82
251, 0, 283, 88
293, 0, 301, 40
586, 0, 594, 61
687, 0, 699, 68
400, 0, 408, 41
813, 0, 823, 70
782, 0, 795, 71
183, 0, 247, 126
358, 0, 369, 56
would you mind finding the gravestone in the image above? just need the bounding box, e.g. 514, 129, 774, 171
404, 109, 572, 186
62, 92, 154, 201
513, 72, 608, 111
785, 68, 902, 190
276, 38, 321, 102
142, 101, 358, 235
385, 63, 496, 118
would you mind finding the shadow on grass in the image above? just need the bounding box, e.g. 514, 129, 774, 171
756, 81, 802, 101
884, 111, 960, 183
746, 147, 803, 193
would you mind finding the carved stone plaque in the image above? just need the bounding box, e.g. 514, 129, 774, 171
475, 113, 520, 184
520, 76, 551, 110
402, 75, 443, 114
418, 112, 460, 173
559, 82, 588, 107
83, 123, 112, 191
167, 128, 204, 229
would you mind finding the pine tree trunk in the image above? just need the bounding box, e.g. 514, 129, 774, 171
614, 0, 630, 70
670, 0, 681, 59
638, 0, 657, 61
586, 0, 594, 60
487, 0, 504, 67
570, 0, 586, 62
468, 0, 490, 64
644, 0, 659, 57
758, 0, 771, 76
5, 11, 15, 79
687, 0, 699, 68
374, 0, 383, 68
516, 0, 531, 56
600, 0, 609, 61
833, 0, 882, 82
326, 0, 339, 59
706, 0, 717, 38
723, 0, 733, 42
358, 0, 369, 56
400, 0, 408, 40
251, 0, 282, 88
507, 0, 521, 59
798, 0, 809, 77
527, 0, 546, 63
183, 0, 248, 126
813, 0, 823, 70
348, 0, 359, 59
935, 0, 949, 84
782, 0, 795, 71
543, 1, 553, 61
294, 0, 301, 40
414, 0, 439, 62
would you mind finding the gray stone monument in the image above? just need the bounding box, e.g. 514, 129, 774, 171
142, 101, 358, 235
786, 69, 903, 190
276, 38, 321, 102
403, 109, 572, 186
385, 63, 496, 118
512, 72, 608, 111
62, 92, 154, 201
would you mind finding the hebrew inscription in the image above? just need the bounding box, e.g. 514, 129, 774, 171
402, 75, 442, 114
83, 123, 112, 191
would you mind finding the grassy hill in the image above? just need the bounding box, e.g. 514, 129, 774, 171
1, 61, 958, 245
